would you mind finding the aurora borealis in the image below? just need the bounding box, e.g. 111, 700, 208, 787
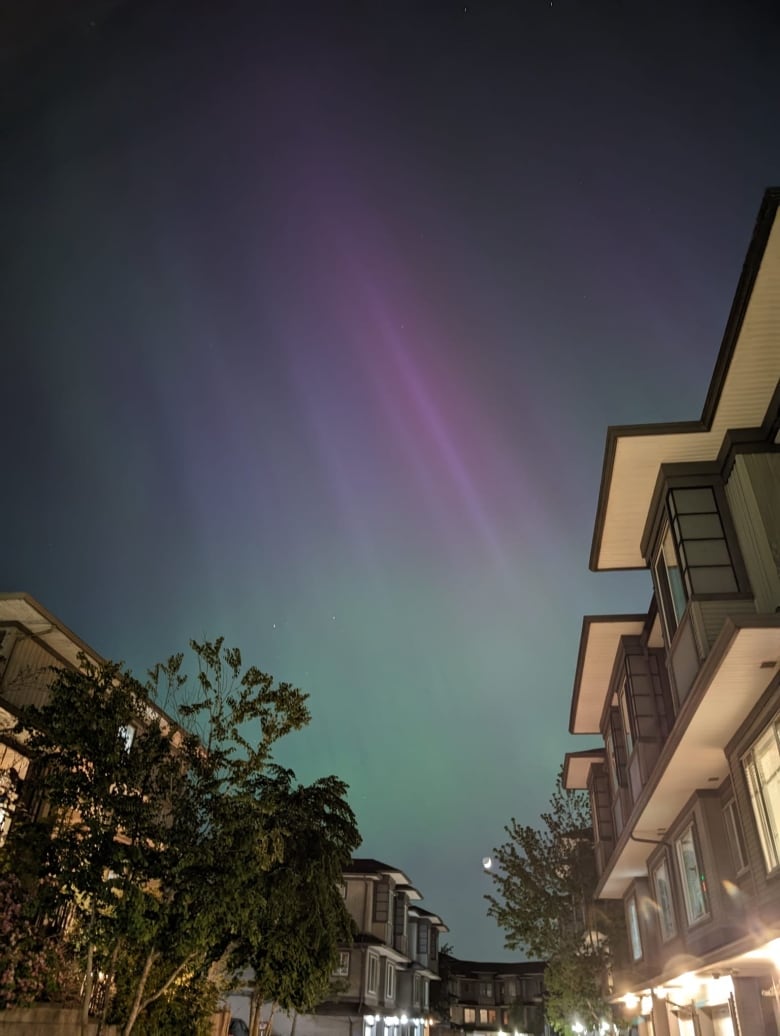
3, 0, 780, 958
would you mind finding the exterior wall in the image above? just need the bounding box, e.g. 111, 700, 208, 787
726, 678, 780, 919
726, 452, 780, 615
0, 623, 64, 711
0, 1006, 119, 1035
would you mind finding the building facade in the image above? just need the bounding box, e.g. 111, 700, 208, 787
438, 955, 548, 1036
563, 187, 780, 1035
0, 591, 109, 843
230, 859, 448, 1036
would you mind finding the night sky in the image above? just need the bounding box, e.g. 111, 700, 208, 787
3, 0, 780, 960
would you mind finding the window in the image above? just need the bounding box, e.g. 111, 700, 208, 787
118, 724, 136, 751
652, 857, 677, 941
744, 716, 780, 872
480, 982, 493, 999
722, 798, 748, 874
333, 951, 350, 977
619, 679, 635, 757
367, 954, 379, 994
626, 895, 643, 960
414, 974, 421, 1004
675, 823, 709, 924
417, 923, 429, 956
464, 1009, 476, 1025
655, 524, 687, 641
654, 486, 739, 643
479, 1009, 496, 1025
385, 962, 395, 1000
606, 709, 628, 791
422, 979, 429, 1009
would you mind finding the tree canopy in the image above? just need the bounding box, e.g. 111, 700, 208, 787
3, 639, 360, 1035
485, 769, 625, 1035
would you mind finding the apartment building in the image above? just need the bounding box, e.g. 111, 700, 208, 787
0, 591, 108, 842
232, 859, 448, 1036
438, 955, 547, 1036
563, 187, 780, 1036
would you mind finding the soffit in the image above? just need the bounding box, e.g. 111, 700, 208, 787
0, 592, 102, 670
599, 618, 780, 897
592, 199, 780, 571
570, 616, 646, 734
563, 749, 605, 789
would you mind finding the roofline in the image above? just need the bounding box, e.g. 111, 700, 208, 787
0, 591, 105, 665
589, 186, 780, 572
569, 613, 648, 734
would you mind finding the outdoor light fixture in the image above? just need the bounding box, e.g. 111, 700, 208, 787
622, 994, 639, 1011
365, 1017, 375, 1027
401, 1016, 408, 1024
640, 995, 652, 1016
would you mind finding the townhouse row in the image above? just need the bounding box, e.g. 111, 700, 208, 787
563, 188, 780, 1036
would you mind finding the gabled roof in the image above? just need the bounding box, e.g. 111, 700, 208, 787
409, 904, 449, 931
569, 614, 647, 734
590, 187, 780, 571
344, 858, 413, 885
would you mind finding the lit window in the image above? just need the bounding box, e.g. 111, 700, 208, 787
478, 1009, 496, 1024
744, 716, 780, 873
118, 724, 136, 751
367, 954, 379, 994
626, 895, 642, 960
334, 951, 350, 977
722, 799, 748, 874
675, 823, 709, 924
464, 1009, 476, 1025
422, 979, 429, 1009
652, 857, 677, 941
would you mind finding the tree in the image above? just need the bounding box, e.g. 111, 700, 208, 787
5, 638, 359, 1036
485, 769, 625, 1035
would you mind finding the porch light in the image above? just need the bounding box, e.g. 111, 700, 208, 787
622, 993, 639, 1011
640, 995, 652, 1016
365, 1017, 376, 1027
401, 1016, 408, 1024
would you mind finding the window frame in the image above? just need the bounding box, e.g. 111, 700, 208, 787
651, 855, 677, 942
722, 798, 749, 875
367, 953, 379, 995
333, 950, 350, 977
675, 822, 710, 926
626, 894, 643, 961
385, 961, 395, 1000
743, 714, 780, 874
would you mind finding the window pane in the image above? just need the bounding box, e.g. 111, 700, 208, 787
745, 723, 780, 871
688, 567, 739, 594
653, 859, 677, 941
676, 825, 708, 922
671, 488, 717, 514
683, 540, 732, 567
677, 513, 724, 539
627, 897, 642, 960
723, 800, 748, 873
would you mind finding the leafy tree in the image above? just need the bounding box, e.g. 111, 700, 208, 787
6, 638, 359, 1036
485, 769, 625, 1035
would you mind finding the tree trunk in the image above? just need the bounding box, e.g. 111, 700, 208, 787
249, 987, 263, 1036
122, 948, 156, 1036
